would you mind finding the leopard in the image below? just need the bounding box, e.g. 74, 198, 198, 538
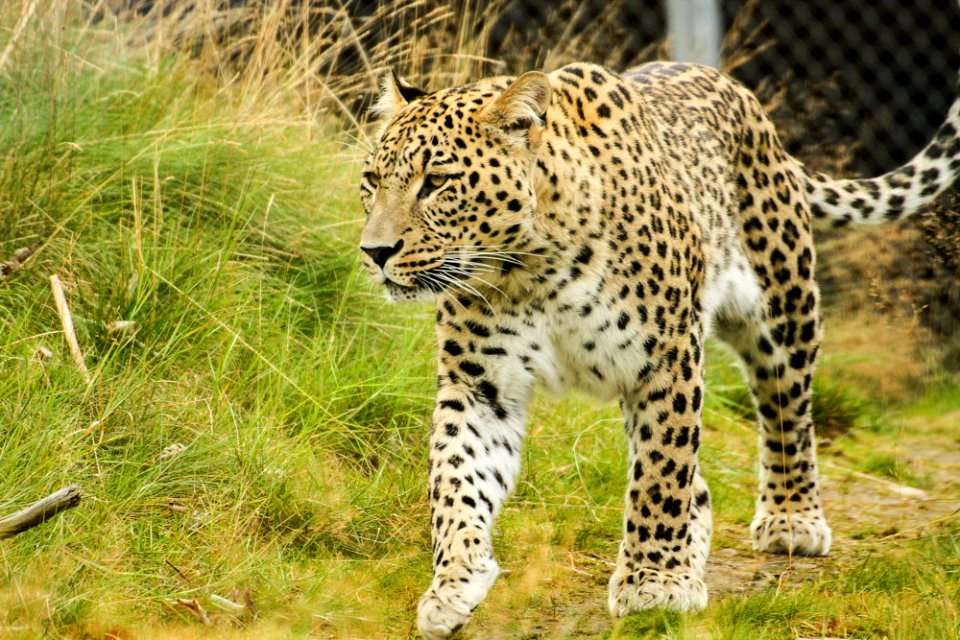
357, 53, 960, 639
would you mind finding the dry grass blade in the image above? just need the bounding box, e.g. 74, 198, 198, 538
0, 0, 38, 72
209, 593, 248, 617
99, 0, 511, 137
50, 274, 91, 385
721, 0, 775, 75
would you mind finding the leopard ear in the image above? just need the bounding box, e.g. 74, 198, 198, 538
370, 69, 427, 121
480, 71, 552, 132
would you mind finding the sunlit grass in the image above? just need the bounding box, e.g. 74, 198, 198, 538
0, 3, 434, 636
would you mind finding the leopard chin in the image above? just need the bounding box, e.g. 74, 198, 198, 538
384, 280, 438, 303
383, 257, 488, 303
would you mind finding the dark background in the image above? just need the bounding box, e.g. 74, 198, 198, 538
485, 0, 960, 175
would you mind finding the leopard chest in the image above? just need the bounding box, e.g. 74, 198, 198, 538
516, 277, 663, 401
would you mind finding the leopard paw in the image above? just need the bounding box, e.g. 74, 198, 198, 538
750, 512, 831, 556
417, 557, 499, 640
607, 566, 707, 617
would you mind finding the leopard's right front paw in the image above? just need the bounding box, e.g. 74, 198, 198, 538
608, 566, 707, 617
417, 558, 499, 640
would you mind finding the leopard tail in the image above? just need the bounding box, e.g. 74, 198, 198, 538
802, 76, 960, 226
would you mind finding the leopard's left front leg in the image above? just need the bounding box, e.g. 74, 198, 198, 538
417, 310, 534, 640
609, 329, 712, 617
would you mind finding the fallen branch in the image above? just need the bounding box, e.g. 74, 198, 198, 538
50, 274, 91, 384
0, 485, 81, 540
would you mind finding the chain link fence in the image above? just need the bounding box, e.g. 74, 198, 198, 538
485, 0, 960, 175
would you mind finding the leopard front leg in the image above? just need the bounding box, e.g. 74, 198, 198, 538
609, 332, 712, 617
417, 319, 533, 640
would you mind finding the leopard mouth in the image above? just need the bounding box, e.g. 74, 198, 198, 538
384, 277, 442, 302
385, 277, 434, 293
382, 249, 519, 302
382, 256, 472, 300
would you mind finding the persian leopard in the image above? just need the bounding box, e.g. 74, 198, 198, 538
357, 53, 960, 638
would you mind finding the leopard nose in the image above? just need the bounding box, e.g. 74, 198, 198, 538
361, 239, 404, 269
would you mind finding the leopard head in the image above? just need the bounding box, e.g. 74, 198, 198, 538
359, 70, 552, 302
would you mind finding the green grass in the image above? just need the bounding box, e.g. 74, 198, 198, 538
1, 5, 959, 640
0, 8, 436, 638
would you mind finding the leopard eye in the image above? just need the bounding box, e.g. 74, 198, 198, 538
362, 171, 380, 190
418, 173, 449, 199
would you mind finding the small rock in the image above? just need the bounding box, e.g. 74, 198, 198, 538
160, 443, 187, 460
107, 320, 137, 336
34, 346, 53, 362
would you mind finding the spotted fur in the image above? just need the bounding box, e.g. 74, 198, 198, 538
358, 57, 960, 639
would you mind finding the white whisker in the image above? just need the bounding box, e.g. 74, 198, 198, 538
443, 264, 509, 305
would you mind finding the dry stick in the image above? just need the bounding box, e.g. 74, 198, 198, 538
50, 274, 91, 384
0, 485, 81, 540
171, 598, 212, 626
165, 558, 191, 584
